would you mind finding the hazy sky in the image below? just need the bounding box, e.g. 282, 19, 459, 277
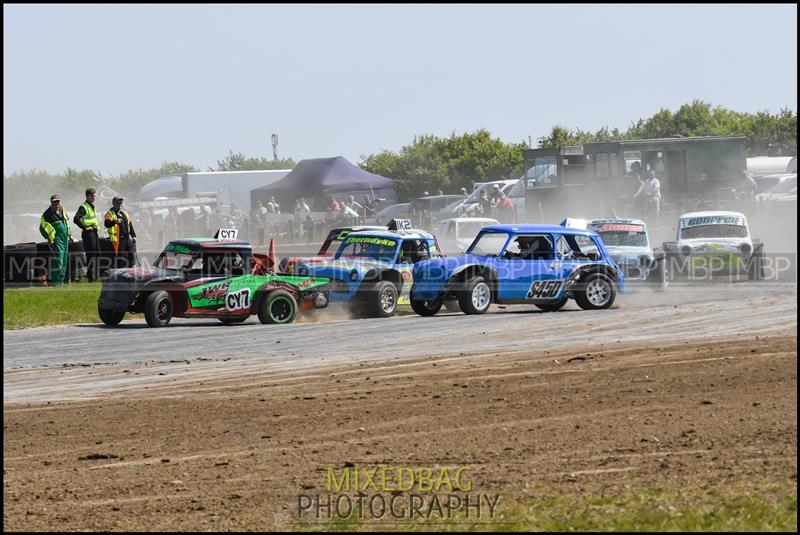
3, 4, 797, 177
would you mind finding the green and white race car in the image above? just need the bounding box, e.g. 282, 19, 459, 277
97, 235, 329, 327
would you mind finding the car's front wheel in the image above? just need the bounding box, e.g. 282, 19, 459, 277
410, 297, 442, 316
258, 290, 298, 324
145, 290, 174, 327
369, 280, 398, 318
458, 276, 492, 315
98, 305, 125, 326
574, 273, 616, 310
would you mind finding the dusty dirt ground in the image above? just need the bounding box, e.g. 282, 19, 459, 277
4, 333, 796, 531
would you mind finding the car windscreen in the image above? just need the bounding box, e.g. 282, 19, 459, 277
467, 232, 509, 256
597, 229, 647, 247
154, 251, 195, 270
335, 236, 399, 263
319, 229, 353, 254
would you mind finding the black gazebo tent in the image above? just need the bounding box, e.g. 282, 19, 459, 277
249, 156, 396, 211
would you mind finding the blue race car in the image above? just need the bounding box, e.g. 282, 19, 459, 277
409, 223, 624, 315
286, 220, 443, 317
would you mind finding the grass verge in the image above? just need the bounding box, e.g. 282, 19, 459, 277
3, 282, 139, 329
290, 479, 797, 532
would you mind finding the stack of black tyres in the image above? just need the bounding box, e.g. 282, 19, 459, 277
3, 242, 38, 282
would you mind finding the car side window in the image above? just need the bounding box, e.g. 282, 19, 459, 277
559, 235, 600, 260
399, 239, 430, 264
231, 253, 245, 276
505, 235, 554, 261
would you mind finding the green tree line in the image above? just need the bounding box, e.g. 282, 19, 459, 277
4, 101, 795, 206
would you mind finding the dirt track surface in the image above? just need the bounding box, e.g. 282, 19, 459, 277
3, 283, 797, 530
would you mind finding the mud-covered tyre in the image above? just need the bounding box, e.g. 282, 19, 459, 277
369, 280, 398, 318
410, 297, 442, 316
458, 276, 492, 315
535, 297, 568, 312
144, 290, 174, 327
574, 273, 616, 310
258, 290, 297, 324
98, 305, 125, 326
443, 299, 461, 313
649, 258, 668, 291
748, 247, 765, 281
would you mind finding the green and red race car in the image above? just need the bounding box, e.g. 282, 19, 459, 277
97, 234, 330, 327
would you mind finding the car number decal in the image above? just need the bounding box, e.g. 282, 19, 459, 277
526, 280, 564, 299
225, 288, 251, 311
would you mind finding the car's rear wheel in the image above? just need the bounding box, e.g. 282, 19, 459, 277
535, 297, 568, 312
258, 290, 297, 324
574, 273, 616, 310
98, 305, 125, 326
145, 290, 174, 327
410, 297, 442, 316
458, 276, 491, 315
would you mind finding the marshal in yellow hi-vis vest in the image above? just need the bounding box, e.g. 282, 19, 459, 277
79, 201, 99, 230
104, 208, 133, 254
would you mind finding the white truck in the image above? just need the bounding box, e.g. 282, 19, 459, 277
138, 170, 291, 210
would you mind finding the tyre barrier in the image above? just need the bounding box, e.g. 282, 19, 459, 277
3, 240, 87, 283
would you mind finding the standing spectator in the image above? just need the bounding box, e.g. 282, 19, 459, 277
741, 170, 758, 203
266, 195, 281, 214
39, 194, 72, 285
363, 196, 377, 219
251, 200, 267, 225
295, 197, 311, 217
165, 207, 179, 243
346, 195, 364, 214
328, 195, 341, 212
230, 203, 249, 227
640, 170, 662, 218
294, 197, 311, 239
341, 202, 359, 221
478, 190, 493, 216
460, 187, 468, 197
73, 187, 101, 281
494, 190, 516, 223
104, 197, 137, 268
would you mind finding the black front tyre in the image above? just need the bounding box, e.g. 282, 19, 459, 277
748, 246, 765, 281
98, 305, 125, 326
258, 290, 298, 324
535, 297, 568, 312
410, 297, 442, 316
369, 280, 398, 318
144, 290, 174, 327
574, 273, 616, 310
458, 276, 492, 315
649, 258, 668, 291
